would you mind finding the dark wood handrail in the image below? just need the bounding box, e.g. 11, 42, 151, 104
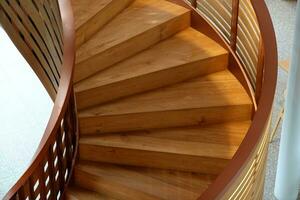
198, 0, 277, 198
3, 0, 76, 199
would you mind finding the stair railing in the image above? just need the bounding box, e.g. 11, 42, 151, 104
176, 0, 277, 199
0, 0, 77, 199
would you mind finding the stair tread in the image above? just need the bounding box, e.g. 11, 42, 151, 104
79, 70, 252, 117
80, 121, 250, 160
74, 162, 216, 200
76, 0, 190, 64
72, 0, 112, 30
66, 185, 116, 200
75, 28, 228, 92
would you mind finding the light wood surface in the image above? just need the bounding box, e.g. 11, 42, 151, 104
70, 1, 252, 197
79, 121, 250, 174
74, 0, 191, 82
72, 0, 133, 47
79, 70, 252, 134
73, 162, 216, 200
75, 28, 228, 109
66, 186, 116, 200
70, 0, 255, 199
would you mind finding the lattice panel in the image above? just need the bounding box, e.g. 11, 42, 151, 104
8, 95, 77, 200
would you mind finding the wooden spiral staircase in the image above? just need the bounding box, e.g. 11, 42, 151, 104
67, 1, 253, 199
0, 0, 277, 199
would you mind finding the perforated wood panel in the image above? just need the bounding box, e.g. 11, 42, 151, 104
9, 95, 77, 200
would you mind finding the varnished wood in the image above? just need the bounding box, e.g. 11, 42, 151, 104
167, 0, 258, 110
79, 121, 250, 174
255, 36, 265, 102
66, 186, 116, 200
72, 0, 133, 47
230, 0, 240, 51
75, 28, 228, 109
79, 70, 252, 134
198, 0, 278, 198
73, 162, 216, 200
74, 0, 191, 82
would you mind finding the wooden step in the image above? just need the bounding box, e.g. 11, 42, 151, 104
79, 70, 252, 134
66, 186, 116, 200
72, 0, 133, 47
79, 121, 250, 174
74, 0, 190, 82
75, 28, 228, 110
73, 162, 216, 200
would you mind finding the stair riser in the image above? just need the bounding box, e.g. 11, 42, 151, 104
74, 169, 157, 200
74, 12, 191, 82
76, 54, 228, 110
79, 105, 252, 134
76, 0, 134, 48
79, 145, 229, 174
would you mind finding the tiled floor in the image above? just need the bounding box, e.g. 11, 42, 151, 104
0, 26, 53, 198
0, 1, 298, 199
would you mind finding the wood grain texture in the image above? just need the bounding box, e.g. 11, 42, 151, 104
66, 186, 116, 200
73, 162, 216, 200
79, 121, 250, 174
75, 28, 228, 109
72, 0, 133, 47
79, 70, 252, 134
74, 0, 191, 82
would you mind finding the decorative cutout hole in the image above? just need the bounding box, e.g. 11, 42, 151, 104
44, 162, 49, 172
45, 176, 50, 186
62, 132, 65, 142
63, 148, 66, 158
35, 194, 40, 200
57, 191, 61, 200
64, 169, 68, 181
47, 190, 51, 199
55, 171, 59, 181
33, 180, 39, 191
53, 142, 57, 153
54, 156, 58, 167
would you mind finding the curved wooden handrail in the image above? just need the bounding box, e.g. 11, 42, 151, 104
3, 0, 76, 199
198, 0, 277, 199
